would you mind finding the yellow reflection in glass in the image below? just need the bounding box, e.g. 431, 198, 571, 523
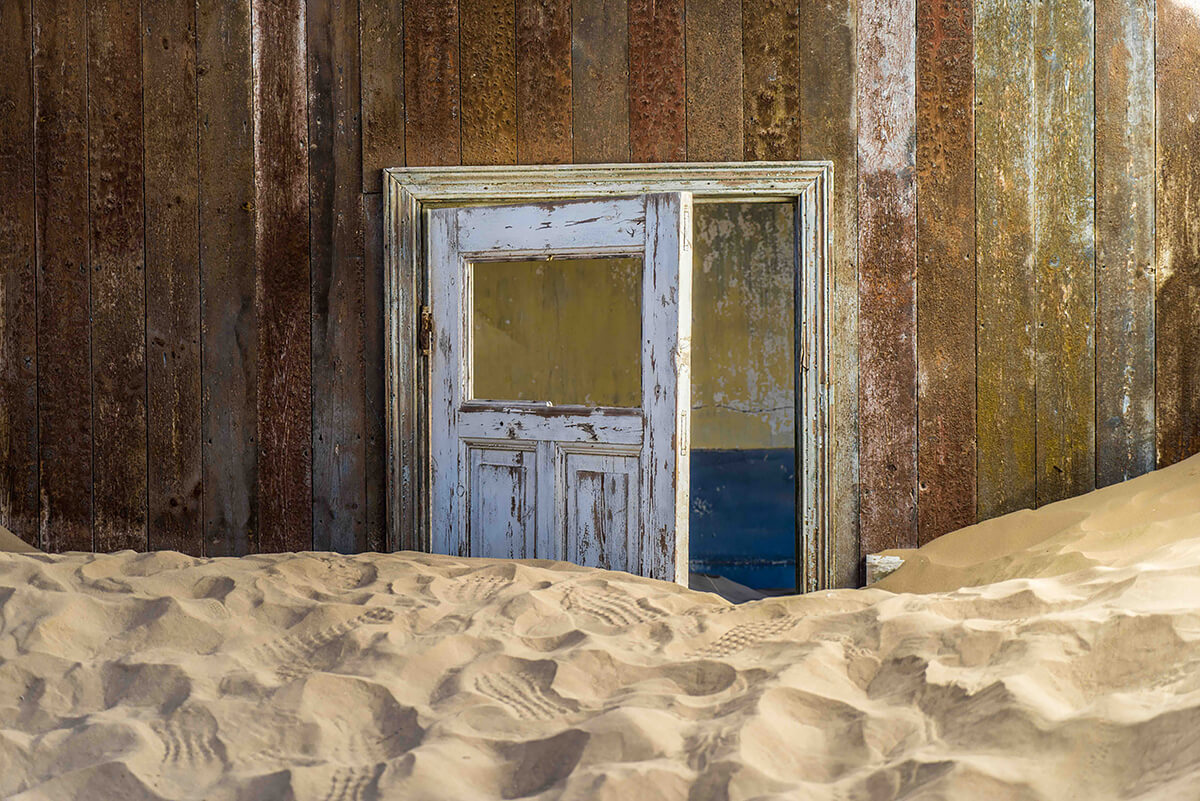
471, 257, 642, 407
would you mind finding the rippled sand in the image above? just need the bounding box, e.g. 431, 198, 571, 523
4, 456, 1200, 799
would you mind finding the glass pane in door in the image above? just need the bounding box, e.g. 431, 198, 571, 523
471, 256, 642, 407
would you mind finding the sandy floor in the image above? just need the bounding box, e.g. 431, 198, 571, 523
4, 457, 1200, 799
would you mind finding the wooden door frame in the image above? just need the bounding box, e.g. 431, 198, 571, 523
384, 162, 839, 591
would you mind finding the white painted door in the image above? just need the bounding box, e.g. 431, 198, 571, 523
429, 194, 692, 583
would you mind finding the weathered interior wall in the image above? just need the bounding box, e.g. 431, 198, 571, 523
1, 0, 1197, 588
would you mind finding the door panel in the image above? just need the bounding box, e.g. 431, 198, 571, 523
466, 444, 537, 559
561, 448, 640, 571
429, 193, 692, 583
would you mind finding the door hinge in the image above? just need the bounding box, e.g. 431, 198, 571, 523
419, 305, 433, 356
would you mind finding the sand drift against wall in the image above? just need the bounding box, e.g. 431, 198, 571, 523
5, 456, 1200, 798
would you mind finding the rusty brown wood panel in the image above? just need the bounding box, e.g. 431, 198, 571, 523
743, 0, 800, 160
33, 0, 93, 552
686, 0, 739, 160
254, 0, 312, 553
516, 0, 571, 163
405, 0, 461, 166
462, 0, 517, 165
685, 0, 742, 161
1096, 0, 1155, 486
310, 0, 366, 553
799, 0, 857, 585
1157, 0, 1200, 466
628, 0, 684, 162
857, 0, 917, 555
572, 0, 629, 163
1034, 0, 1095, 507
0, 0, 38, 547
359, 0, 403, 190
88, 0, 147, 552
363, 193, 386, 553
198, 0, 256, 557
916, 0, 975, 544
975, 0, 1036, 520
144, 0, 202, 555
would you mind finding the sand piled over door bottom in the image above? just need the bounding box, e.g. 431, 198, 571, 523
4, 456, 1200, 799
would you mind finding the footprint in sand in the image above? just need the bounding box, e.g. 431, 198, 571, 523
693, 616, 799, 658
257, 607, 396, 681
318, 764, 383, 801
474, 671, 576, 721
151, 706, 226, 769
562, 586, 665, 629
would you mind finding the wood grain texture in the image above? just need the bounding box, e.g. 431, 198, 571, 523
1034, 0, 1095, 507
144, 0, 202, 555
856, 0, 917, 554
571, 0, 629, 163
975, 0, 1036, 520
310, 0, 366, 553
462, 0, 517, 165
363, 193, 387, 553
1156, 0, 1200, 467
629, 0, 685, 162
1096, 0, 1155, 486
405, 0, 460, 166
685, 0, 742, 161
799, 0, 858, 586
198, 0, 257, 556
34, 0, 93, 552
359, 0, 403, 190
743, 0, 800, 160
0, 0, 38, 546
516, 0, 572, 163
254, 0, 312, 553
88, 0, 147, 552
916, 0, 975, 543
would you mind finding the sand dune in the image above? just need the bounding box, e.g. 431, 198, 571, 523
4, 458, 1200, 799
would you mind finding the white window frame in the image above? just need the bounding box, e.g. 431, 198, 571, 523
384, 162, 837, 591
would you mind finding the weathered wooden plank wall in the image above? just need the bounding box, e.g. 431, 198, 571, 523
1, 0, 1196, 588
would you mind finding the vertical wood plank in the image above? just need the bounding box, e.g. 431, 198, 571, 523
254, 0, 312, 553
88, 0, 147, 552
144, 0, 203, 555
1155, 0, 1200, 467
516, 0, 571, 163
629, 0, 685, 162
310, 0, 365, 553
198, 0, 257, 556
856, 0, 917, 554
0, 0, 38, 547
34, 0, 93, 552
1096, 0, 1155, 486
363, 192, 387, 553
1034, 0, 1096, 506
572, 0, 629, 163
685, 0, 742, 161
799, 0, 857, 586
916, 0, 975, 543
743, 0, 800, 160
359, 0, 403, 190
462, 0, 517, 165
975, 0, 1036, 519
406, 0, 461, 166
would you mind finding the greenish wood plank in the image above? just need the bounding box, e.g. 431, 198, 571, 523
799, 0, 857, 585
685, 0, 742, 161
572, 0, 629, 163
743, 0, 800, 160
975, 0, 1037, 520
1034, 0, 1095, 507
1096, 0, 1155, 486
